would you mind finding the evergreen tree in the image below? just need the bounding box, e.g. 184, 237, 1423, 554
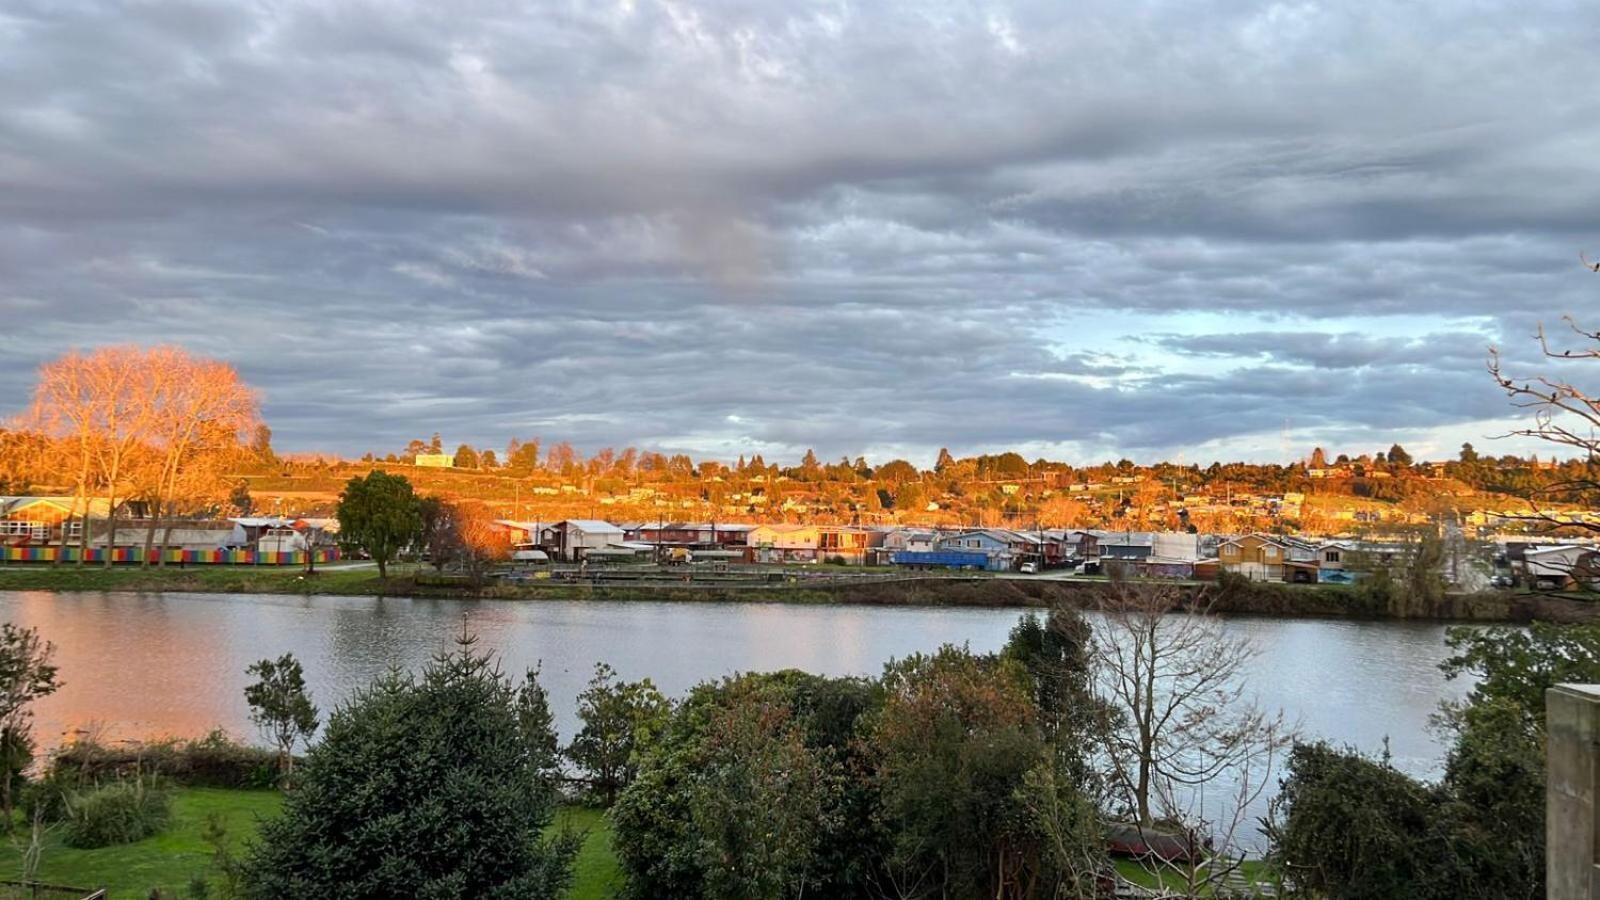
243, 636, 578, 898
336, 470, 422, 578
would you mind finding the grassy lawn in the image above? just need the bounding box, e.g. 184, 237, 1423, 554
555, 806, 623, 900
0, 786, 282, 896
0, 563, 398, 596
0, 787, 621, 899
1113, 857, 1276, 895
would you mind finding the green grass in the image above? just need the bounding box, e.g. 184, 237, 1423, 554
0, 786, 282, 896
1113, 857, 1275, 895
555, 806, 623, 900
0, 563, 430, 598
0, 787, 622, 899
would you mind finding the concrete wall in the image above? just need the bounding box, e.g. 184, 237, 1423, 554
1547, 684, 1600, 899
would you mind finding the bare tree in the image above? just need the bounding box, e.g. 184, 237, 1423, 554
26, 352, 99, 565
138, 348, 259, 566
1485, 260, 1600, 587
1090, 578, 1291, 898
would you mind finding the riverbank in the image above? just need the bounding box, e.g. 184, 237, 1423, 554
0, 563, 1590, 623
0, 787, 620, 898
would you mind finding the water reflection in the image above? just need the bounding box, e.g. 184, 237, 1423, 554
0, 590, 1474, 839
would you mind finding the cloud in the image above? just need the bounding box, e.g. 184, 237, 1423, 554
1, 0, 1598, 464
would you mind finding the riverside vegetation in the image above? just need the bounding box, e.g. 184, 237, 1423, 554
0, 579, 1583, 899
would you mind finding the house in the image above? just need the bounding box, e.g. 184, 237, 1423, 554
747, 524, 821, 563
493, 520, 542, 546
414, 453, 454, 468
817, 526, 876, 565
872, 529, 936, 565
1216, 533, 1289, 581
0, 497, 90, 545
933, 530, 1026, 571
539, 520, 626, 562
1523, 544, 1600, 590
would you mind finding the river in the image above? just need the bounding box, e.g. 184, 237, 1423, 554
0, 590, 1475, 845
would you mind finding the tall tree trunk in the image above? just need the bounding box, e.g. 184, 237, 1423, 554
102, 491, 117, 568
160, 519, 178, 567
76, 501, 90, 567
143, 498, 159, 567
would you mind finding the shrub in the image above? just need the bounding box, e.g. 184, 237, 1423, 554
52, 730, 278, 789
18, 772, 73, 823
62, 779, 172, 848
241, 638, 577, 898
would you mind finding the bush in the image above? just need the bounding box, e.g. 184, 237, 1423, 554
241, 639, 577, 898
62, 779, 172, 848
52, 730, 279, 789
18, 772, 73, 823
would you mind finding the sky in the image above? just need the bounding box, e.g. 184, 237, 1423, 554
2, 0, 1599, 468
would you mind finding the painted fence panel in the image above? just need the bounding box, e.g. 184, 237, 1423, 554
0, 546, 340, 565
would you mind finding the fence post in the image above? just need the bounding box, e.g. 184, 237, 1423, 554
1547, 683, 1600, 899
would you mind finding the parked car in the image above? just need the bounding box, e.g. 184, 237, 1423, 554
1019, 562, 1039, 574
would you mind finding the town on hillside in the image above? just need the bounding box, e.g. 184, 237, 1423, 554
4, 429, 1598, 591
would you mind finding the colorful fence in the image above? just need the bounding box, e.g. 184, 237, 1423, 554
0, 546, 341, 566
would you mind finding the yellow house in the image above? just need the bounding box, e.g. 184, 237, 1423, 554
747, 524, 820, 563
1217, 533, 1287, 581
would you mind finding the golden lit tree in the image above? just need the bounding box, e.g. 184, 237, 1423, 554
137, 347, 259, 565
26, 346, 258, 566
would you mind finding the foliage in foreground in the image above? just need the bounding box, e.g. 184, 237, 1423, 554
1268, 622, 1565, 900
240, 636, 578, 899
611, 641, 1105, 900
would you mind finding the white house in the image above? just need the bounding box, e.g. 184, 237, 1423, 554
540, 520, 625, 561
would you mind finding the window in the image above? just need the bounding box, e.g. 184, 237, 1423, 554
1265, 546, 1277, 558
967, 539, 980, 549
1324, 550, 1341, 563
0, 521, 48, 540
1223, 545, 1236, 556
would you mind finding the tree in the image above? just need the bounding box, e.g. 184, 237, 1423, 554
243, 653, 319, 783
453, 443, 480, 469
1089, 579, 1290, 895
689, 696, 838, 900
566, 662, 670, 805
135, 347, 259, 567
1386, 443, 1413, 466
228, 481, 254, 516
1269, 619, 1569, 899
0, 624, 58, 829
1267, 742, 1445, 899
1488, 302, 1600, 534
335, 470, 421, 578
934, 447, 955, 472
516, 663, 561, 780
1439, 622, 1600, 726
507, 439, 541, 473
872, 645, 1096, 899
1459, 442, 1478, 463
874, 459, 920, 484
457, 500, 509, 583
1309, 446, 1328, 468
26, 347, 155, 566
249, 425, 276, 465
242, 635, 577, 897
611, 672, 880, 900
480, 449, 498, 469
417, 496, 462, 572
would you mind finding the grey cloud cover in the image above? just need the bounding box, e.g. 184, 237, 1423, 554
2, 0, 1598, 463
